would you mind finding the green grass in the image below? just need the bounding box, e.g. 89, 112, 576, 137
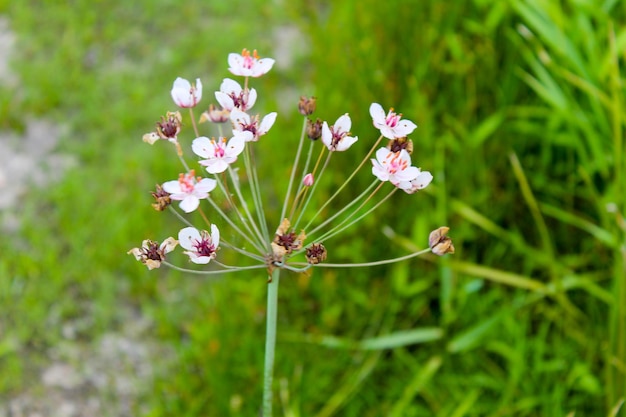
1, 0, 625, 416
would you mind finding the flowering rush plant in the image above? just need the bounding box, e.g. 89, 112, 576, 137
128, 48, 453, 415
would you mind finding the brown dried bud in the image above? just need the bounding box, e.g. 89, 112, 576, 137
388, 137, 413, 154
306, 118, 323, 140
306, 243, 327, 264
298, 96, 317, 116
429, 227, 455, 256
200, 104, 231, 124
151, 184, 171, 211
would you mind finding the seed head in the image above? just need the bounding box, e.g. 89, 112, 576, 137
151, 184, 172, 211
306, 118, 323, 140
429, 227, 455, 256
298, 96, 317, 116
306, 243, 327, 264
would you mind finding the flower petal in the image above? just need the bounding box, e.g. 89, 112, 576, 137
369, 103, 386, 125
178, 227, 201, 250
191, 136, 214, 158
179, 195, 200, 213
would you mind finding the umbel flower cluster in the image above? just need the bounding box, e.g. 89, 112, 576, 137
129, 48, 453, 277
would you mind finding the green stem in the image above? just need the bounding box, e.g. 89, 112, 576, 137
263, 268, 281, 416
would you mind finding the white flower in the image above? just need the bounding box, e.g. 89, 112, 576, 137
215, 78, 257, 112
321, 114, 358, 152
230, 108, 277, 142
171, 77, 202, 108
162, 170, 216, 213
192, 136, 245, 174
403, 171, 433, 194
371, 147, 421, 190
369, 103, 417, 139
228, 49, 275, 77
178, 225, 220, 264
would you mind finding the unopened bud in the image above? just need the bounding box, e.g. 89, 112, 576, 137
298, 96, 317, 116
429, 227, 455, 256
303, 173, 314, 186
200, 104, 230, 123
306, 118, 323, 140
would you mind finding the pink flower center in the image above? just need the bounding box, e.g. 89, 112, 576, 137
385, 110, 400, 128
213, 139, 226, 158
178, 170, 197, 193
330, 126, 347, 148
241, 49, 260, 70
386, 152, 407, 174
193, 233, 216, 257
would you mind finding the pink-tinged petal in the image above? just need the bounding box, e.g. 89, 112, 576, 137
194, 78, 203, 102
221, 78, 242, 94
259, 112, 277, 134
372, 160, 390, 181
171, 78, 191, 107
233, 130, 254, 142
178, 227, 201, 251
321, 121, 332, 149
398, 149, 413, 164
246, 88, 258, 109
204, 159, 229, 174
189, 254, 212, 264
179, 195, 200, 213
394, 120, 417, 137
395, 166, 420, 182
335, 135, 358, 151
253, 58, 275, 77
413, 171, 433, 189
334, 114, 352, 133
226, 136, 246, 157
191, 136, 213, 158
379, 126, 395, 139
369, 103, 386, 125
210, 224, 220, 248
228, 53, 245, 76
195, 178, 217, 193
230, 108, 251, 126
215, 91, 234, 110
162, 180, 182, 194
375, 147, 391, 162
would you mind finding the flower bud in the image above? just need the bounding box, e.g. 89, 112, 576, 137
303, 173, 314, 187
200, 104, 231, 124
306, 118, 323, 140
298, 96, 317, 116
429, 227, 455, 256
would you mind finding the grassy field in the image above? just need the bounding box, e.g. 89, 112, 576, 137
1, 0, 625, 416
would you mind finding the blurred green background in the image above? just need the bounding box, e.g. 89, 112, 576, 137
1, 0, 625, 416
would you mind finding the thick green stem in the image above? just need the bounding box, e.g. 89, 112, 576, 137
263, 268, 281, 416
